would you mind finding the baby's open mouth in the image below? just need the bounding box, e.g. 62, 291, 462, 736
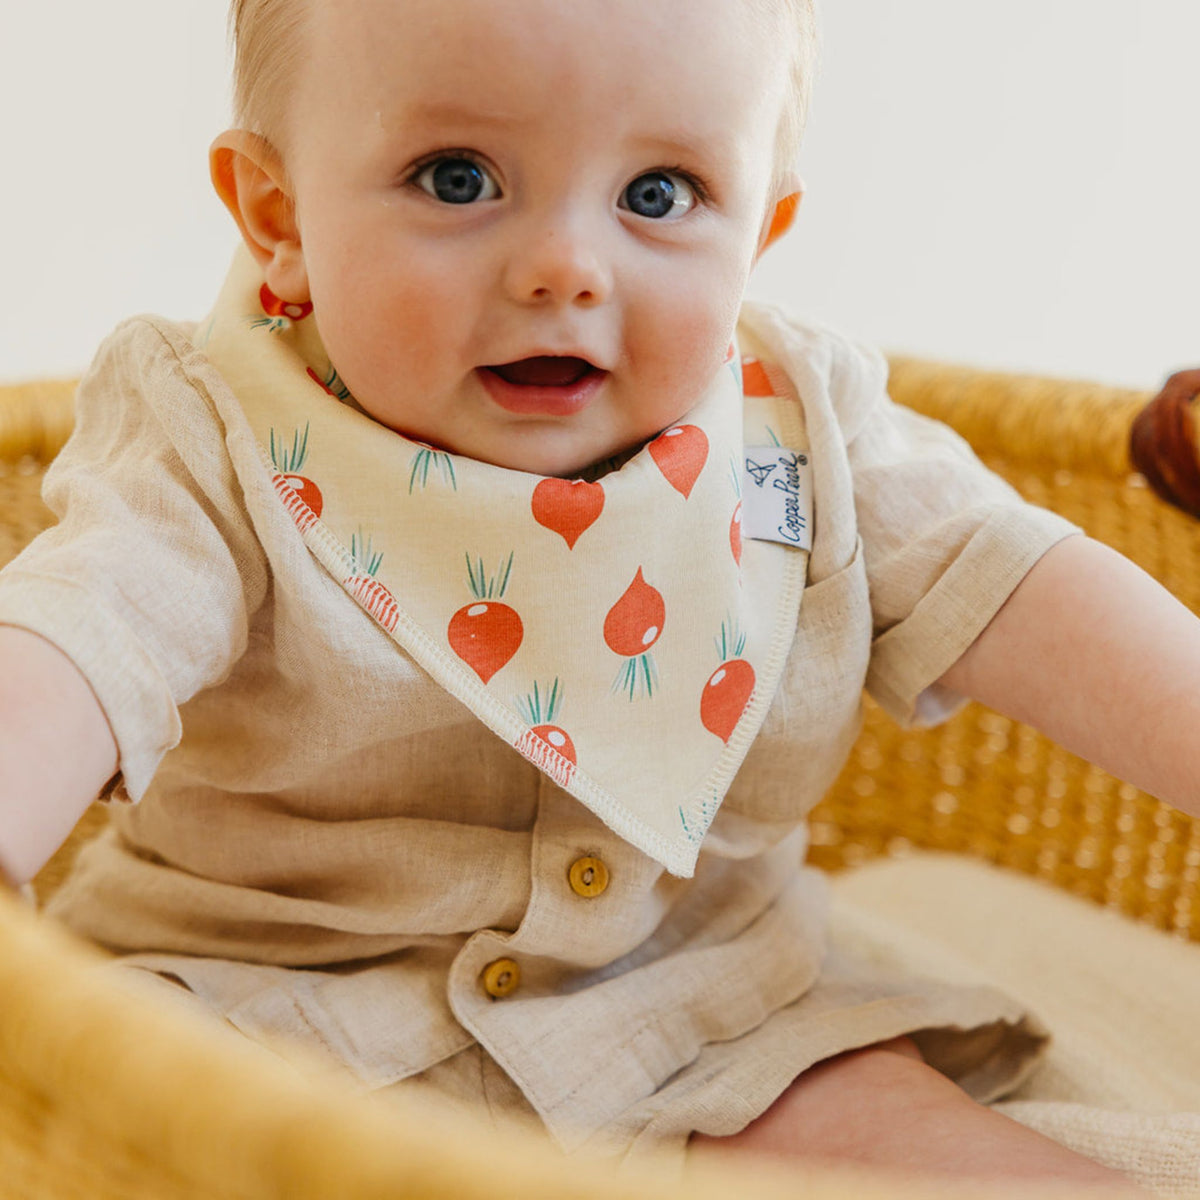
485, 357, 598, 387
478, 357, 607, 417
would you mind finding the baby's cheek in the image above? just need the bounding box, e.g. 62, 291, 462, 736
663, 251, 743, 343
382, 292, 444, 359
638, 295, 736, 394
326, 280, 447, 397
309, 225, 463, 373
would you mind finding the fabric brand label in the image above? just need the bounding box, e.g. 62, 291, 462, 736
742, 447, 812, 550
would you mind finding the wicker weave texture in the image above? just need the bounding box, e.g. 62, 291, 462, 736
0, 379, 74, 467
810, 363, 1200, 943
0, 888, 809, 1200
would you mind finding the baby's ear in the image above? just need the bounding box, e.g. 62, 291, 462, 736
210, 130, 310, 303
756, 174, 805, 259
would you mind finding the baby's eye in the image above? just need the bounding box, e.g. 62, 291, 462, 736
413, 156, 500, 205
619, 171, 697, 220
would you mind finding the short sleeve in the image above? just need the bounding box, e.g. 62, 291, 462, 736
0, 319, 269, 800
846, 369, 1081, 727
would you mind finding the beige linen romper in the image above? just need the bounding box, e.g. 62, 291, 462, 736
0, 300, 1078, 1165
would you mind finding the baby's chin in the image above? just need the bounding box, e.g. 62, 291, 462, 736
446, 428, 651, 481
455, 445, 627, 481
373, 403, 665, 479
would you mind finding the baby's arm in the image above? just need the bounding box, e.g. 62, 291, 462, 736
0, 626, 117, 887
937, 534, 1200, 820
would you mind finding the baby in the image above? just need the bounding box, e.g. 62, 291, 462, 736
1, 0, 1197, 1189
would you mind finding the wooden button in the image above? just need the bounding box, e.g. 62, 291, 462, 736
568, 856, 609, 898
482, 958, 520, 998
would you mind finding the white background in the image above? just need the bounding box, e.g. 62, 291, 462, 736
2, 2, 1197, 388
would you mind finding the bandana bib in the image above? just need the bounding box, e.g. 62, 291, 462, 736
200, 251, 810, 876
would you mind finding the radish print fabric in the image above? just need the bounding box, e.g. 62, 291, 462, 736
199, 251, 810, 876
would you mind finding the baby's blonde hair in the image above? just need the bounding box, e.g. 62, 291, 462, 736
228, 0, 818, 184
227, 0, 310, 153
765, 0, 821, 180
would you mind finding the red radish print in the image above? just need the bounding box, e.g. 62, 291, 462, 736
701, 618, 755, 743
259, 284, 313, 321
514, 678, 577, 787
530, 723, 576, 764
269, 424, 323, 519
409, 444, 458, 493
307, 363, 351, 401
604, 567, 665, 699
728, 454, 743, 566
741, 357, 775, 397
272, 472, 320, 534
346, 531, 399, 633
448, 553, 524, 684
515, 727, 577, 788
702, 660, 755, 743
604, 568, 664, 656
252, 284, 314, 332
649, 425, 708, 499
531, 478, 605, 549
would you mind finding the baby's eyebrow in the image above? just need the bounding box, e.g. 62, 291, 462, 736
399, 100, 524, 130
630, 130, 728, 165
393, 102, 728, 160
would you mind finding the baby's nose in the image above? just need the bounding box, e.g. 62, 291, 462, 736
504, 223, 612, 307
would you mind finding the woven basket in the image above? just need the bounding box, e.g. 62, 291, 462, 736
0, 365, 1190, 1199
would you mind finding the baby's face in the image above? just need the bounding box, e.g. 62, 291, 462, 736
279, 0, 793, 477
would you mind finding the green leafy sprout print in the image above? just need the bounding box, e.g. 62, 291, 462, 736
466, 550, 514, 600
312, 364, 352, 401
514, 678, 563, 727
714, 613, 748, 662
613, 653, 659, 701
269, 423, 311, 473
349, 530, 384, 578
409, 446, 458, 493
